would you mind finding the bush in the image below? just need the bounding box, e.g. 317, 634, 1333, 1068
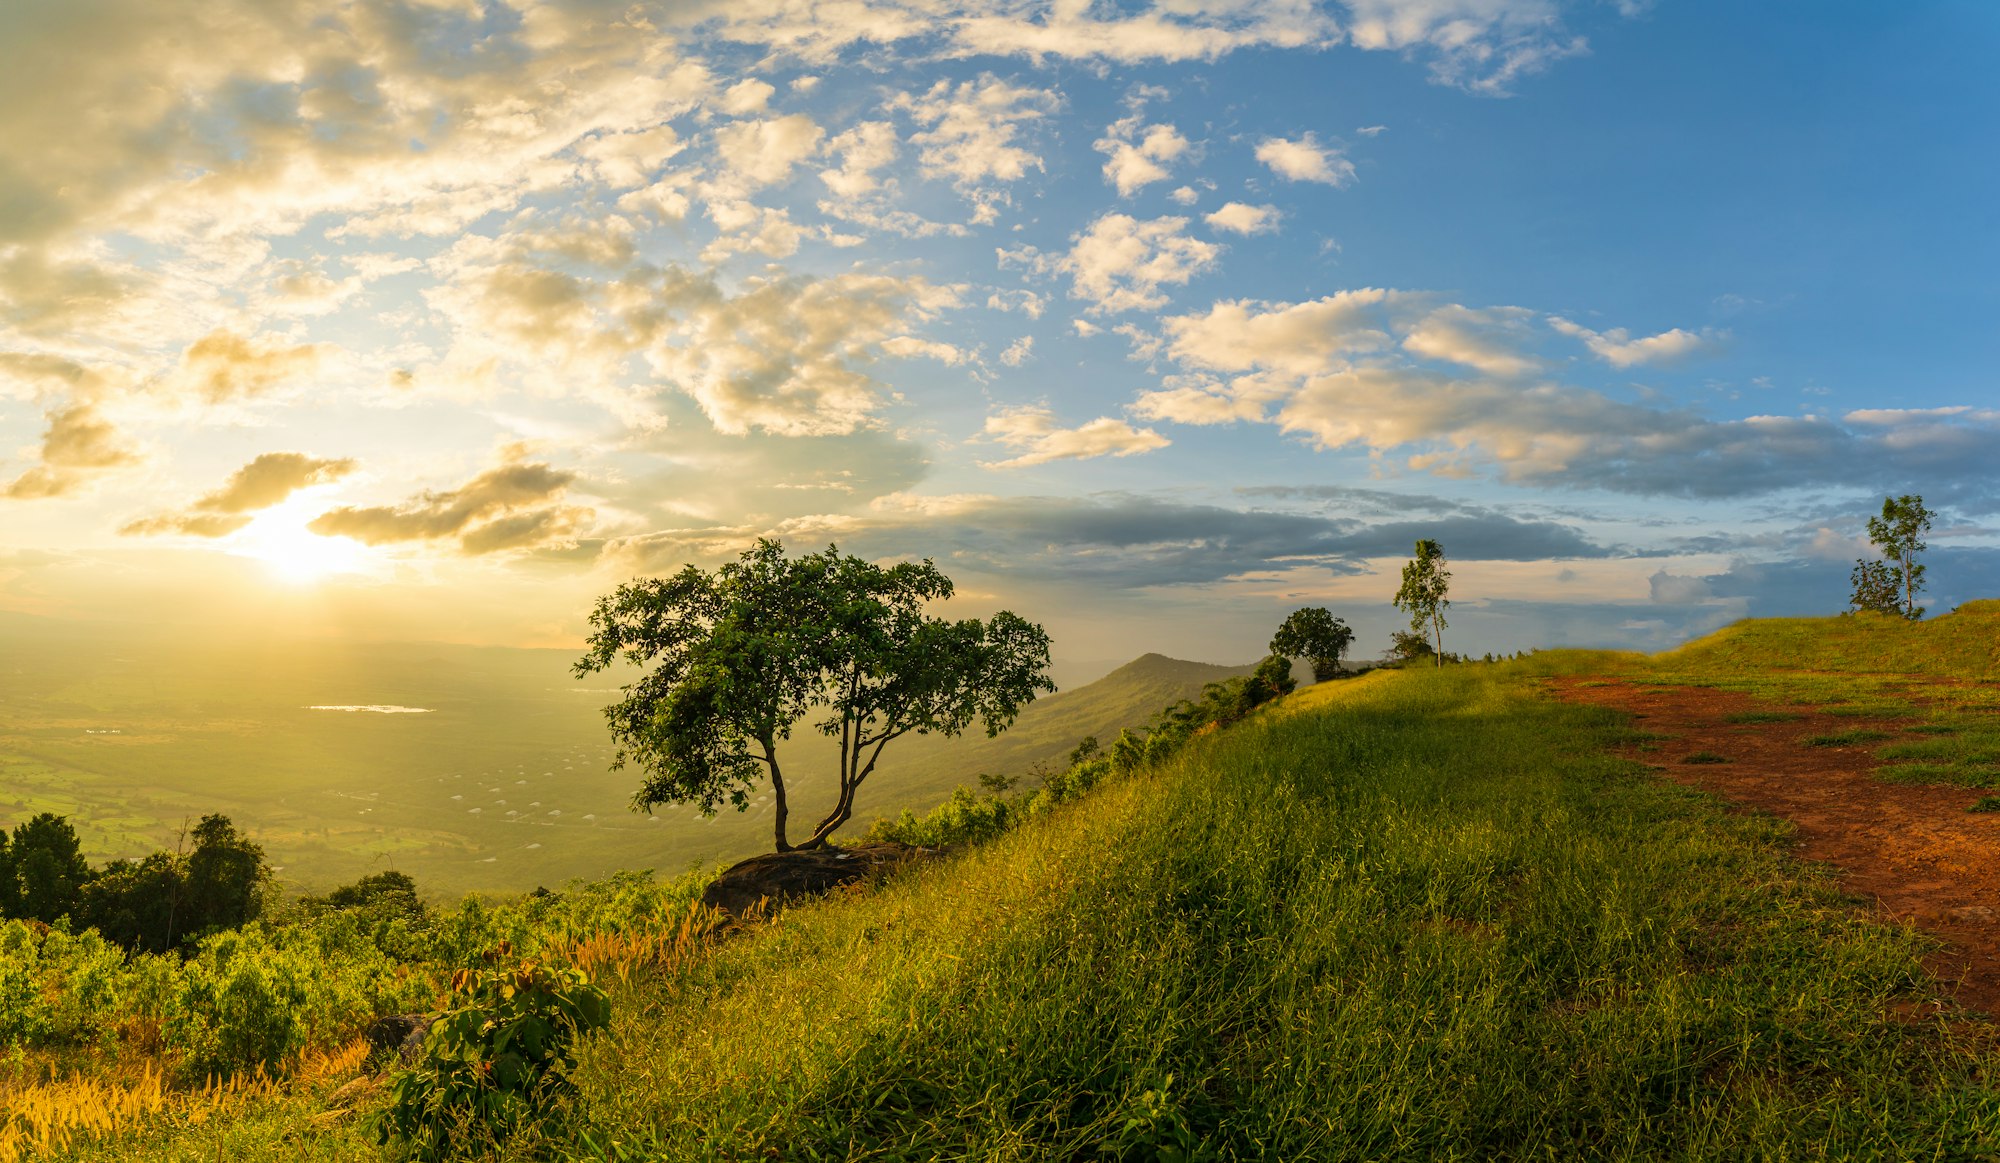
375, 949, 611, 1161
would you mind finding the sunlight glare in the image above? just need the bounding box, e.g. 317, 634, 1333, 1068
226, 498, 372, 584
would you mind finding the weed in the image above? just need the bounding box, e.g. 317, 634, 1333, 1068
1682, 751, 1731, 764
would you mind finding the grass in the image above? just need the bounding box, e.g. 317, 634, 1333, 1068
40, 642, 2000, 1158
542, 664, 2000, 1159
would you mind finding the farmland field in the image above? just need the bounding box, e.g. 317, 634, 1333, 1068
0, 612, 1256, 896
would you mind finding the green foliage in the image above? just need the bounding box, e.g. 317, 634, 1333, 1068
5, 814, 90, 925
375, 951, 610, 1161
576, 539, 1054, 851
1393, 538, 1452, 666
1851, 494, 1932, 619
1269, 607, 1354, 683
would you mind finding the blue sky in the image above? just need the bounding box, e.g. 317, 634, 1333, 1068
1, 0, 1995, 669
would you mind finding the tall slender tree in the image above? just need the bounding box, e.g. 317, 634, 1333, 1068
1393, 539, 1452, 667
1850, 494, 1932, 619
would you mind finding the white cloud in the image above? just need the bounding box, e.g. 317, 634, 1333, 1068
891, 75, 1060, 198
717, 78, 777, 115
1401, 304, 1541, 377
980, 405, 1169, 468
1059, 214, 1223, 313
1549, 317, 1718, 367
1255, 133, 1356, 186
947, 0, 1337, 63
1339, 0, 1591, 94
1000, 336, 1034, 366
1169, 185, 1200, 205
819, 121, 902, 198
711, 114, 827, 193
1204, 202, 1280, 235
1094, 117, 1191, 195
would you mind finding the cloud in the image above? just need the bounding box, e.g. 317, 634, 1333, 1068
1094, 117, 1190, 195
426, 238, 959, 435
1401, 304, 1541, 376
1255, 134, 1356, 186
775, 491, 1611, 590
307, 457, 589, 555
891, 74, 1060, 212
980, 405, 1169, 468
819, 121, 901, 197
1143, 291, 2000, 498
1548, 317, 1717, 367
167, 330, 325, 404
946, 0, 1337, 63
3, 403, 141, 499
1057, 213, 1223, 313
717, 78, 777, 115
1203, 201, 1280, 235
1000, 336, 1034, 367
1338, 0, 1591, 95
120, 452, 358, 537
710, 113, 827, 194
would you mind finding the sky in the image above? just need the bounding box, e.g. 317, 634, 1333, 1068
2, 0, 1997, 671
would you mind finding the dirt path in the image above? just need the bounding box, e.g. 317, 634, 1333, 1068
1550, 677, 2000, 1015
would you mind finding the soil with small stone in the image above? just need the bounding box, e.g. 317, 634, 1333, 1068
1551, 677, 2000, 1015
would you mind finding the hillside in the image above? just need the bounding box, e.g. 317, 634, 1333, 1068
0, 618, 1271, 894
847, 652, 1269, 808
36, 658, 2000, 1160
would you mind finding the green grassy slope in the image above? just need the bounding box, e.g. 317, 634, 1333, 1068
1652, 602, 2000, 680
558, 663, 2000, 1160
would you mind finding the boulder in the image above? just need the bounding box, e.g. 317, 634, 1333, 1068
700, 842, 936, 917
364, 1012, 435, 1065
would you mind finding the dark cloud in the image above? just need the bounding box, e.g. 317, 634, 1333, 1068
309, 459, 589, 555
194, 452, 356, 514
118, 451, 357, 538
737, 494, 1614, 591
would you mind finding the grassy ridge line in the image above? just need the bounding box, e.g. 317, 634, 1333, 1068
564, 664, 2000, 1161
1652, 605, 2000, 681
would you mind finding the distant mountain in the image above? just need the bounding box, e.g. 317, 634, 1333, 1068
847, 653, 1272, 812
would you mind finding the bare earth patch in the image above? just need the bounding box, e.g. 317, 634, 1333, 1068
1551, 677, 2000, 1015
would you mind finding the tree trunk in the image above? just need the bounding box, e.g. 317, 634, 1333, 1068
1432, 617, 1443, 667
766, 744, 792, 852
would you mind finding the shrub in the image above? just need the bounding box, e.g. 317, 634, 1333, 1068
375, 948, 611, 1161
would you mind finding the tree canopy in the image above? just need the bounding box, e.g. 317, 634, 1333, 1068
1393, 539, 1452, 667
1850, 494, 1932, 620
576, 540, 1055, 851
1269, 607, 1354, 683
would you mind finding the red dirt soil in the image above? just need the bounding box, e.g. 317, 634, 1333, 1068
1550, 677, 2000, 1015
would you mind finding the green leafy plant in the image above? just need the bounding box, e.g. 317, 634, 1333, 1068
375, 945, 611, 1161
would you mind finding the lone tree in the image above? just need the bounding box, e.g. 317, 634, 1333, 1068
576, 540, 1054, 851
1850, 494, 1932, 620
1269, 607, 1354, 682
1393, 539, 1452, 668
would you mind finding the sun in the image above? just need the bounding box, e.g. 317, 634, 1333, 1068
226, 498, 373, 584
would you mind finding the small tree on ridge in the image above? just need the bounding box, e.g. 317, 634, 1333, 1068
1393, 539, 1452, 668
1850, 494, 1932, 620
1270, 607, 1354, 683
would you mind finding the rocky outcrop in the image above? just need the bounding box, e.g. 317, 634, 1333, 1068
364, 1012, 435, 1065
699, 842, 938, 917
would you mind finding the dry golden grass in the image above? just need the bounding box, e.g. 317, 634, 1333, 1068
0, 1039, 370, 1161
